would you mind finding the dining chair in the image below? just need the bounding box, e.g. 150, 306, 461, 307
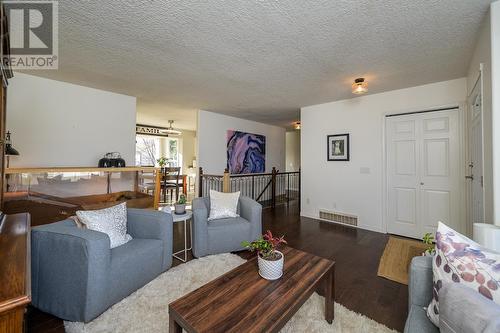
162, 167, 181, 203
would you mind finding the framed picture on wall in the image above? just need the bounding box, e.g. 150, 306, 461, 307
327, 134, 350, 161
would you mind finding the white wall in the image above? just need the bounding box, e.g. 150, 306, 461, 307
285, 131, 301, 172
301, 78, 467, 233
179, 130, 196, 173
197, 110, 285, 174
7, 73, 136, 167
467, 10, 493, 224
492, 1, 500, 224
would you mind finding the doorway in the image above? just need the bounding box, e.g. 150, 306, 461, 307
385, 108, 463, 239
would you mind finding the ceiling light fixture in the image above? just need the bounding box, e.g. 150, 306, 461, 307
352, 78, 368, 95
294, 121, 301, 130
163, 120, 182, 136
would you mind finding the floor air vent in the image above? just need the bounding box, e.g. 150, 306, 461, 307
319, 210, 358, 227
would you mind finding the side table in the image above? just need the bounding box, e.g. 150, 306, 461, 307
162, 207, 192, 262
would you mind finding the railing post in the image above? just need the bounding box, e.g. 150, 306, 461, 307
271, 167, 277, 209
154, 168, 161, 209
252, 175, 255, 200
287, 172, 290, 206
298, 167, 301, 208
223, 168, 231, 193
198, 167, 203, 197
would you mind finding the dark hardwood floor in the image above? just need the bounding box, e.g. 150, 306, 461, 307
26, 202, 408, 332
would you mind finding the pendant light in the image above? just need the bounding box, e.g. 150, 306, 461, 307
163, 120, 182, 136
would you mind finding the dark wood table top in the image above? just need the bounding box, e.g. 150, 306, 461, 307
169, 246, 335, 333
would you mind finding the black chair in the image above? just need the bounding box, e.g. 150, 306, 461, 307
161, 167, 181, 203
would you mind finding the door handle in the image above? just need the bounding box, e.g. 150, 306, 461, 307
465, 175, 474, 180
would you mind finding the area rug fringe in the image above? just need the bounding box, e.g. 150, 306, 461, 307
65, 253, 397, 333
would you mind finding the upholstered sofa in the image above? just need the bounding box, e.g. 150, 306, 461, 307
405, 256, 500, 333
31, 208, 173, 322
192, 196, 262, 258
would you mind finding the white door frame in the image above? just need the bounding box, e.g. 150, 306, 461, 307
465, 65, 486, 236
382, 104, 467, 236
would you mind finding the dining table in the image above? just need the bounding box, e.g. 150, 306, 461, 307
140, 172, 188, 195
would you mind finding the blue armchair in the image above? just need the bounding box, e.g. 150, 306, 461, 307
192, 196, 262, 258
31, 208, 173, 323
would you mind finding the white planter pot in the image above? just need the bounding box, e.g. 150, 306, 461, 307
174, 204, 186, 215
258, 251, 284, 280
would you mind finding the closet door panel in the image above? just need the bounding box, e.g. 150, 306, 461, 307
386, 116, 420, 238
419, 111, 460, 236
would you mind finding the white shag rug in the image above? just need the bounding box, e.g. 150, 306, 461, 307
65, 254, 397, 333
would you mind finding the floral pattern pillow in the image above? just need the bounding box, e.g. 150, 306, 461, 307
427, 222, 500, 326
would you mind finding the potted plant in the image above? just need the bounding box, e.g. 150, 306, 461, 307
174, 193, 187, 215
157, 157, 168, 169
422, 232, 436, 256
242, 230, 287, 280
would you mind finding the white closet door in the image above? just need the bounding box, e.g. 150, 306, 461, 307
419, 111, 460, 235
386, 116, 420, 238
386, 109, 461, 239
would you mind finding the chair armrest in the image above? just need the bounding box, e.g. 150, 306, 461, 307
239, 196, 262, 240
408, 256, 434, 308
127, 208, 172, 241
31, 221, 110, 321
192, 197, 209, 257
439, 283, 500, 333
127, 208, 173, 270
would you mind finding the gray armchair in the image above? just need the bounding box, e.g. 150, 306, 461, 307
405, 256, 438, 333
405, 256, 500, 333
31, 208, 173, 323
192, 196, 262, 258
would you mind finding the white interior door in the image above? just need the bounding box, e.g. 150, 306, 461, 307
467, 79, 484, 234
386, 116, 420, 238
386, 109, 461, 239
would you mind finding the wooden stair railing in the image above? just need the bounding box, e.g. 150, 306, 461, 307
198, 167, 300, 209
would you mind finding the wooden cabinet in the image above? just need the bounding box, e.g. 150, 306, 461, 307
1, 1, 14, 208
0, 6, 23, 331
0, 213, 31, 333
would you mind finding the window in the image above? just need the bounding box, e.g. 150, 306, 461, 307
166, 139, 179, 167
135, 135, 179, 167
135, 135, 160, 166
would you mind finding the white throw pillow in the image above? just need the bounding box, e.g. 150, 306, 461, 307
427, 222, 500, 326
208, 190, 240, 221
76, 202, 132, 249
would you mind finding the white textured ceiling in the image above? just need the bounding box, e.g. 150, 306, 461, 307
27, 0, 493, 130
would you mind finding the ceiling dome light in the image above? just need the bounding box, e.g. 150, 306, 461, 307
352, 78, 368, 95
294, 121, 301, 130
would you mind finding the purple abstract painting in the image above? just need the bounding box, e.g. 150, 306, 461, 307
227, 130, 266, 174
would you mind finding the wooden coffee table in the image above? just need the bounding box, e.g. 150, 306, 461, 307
168, 246, 335, 333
